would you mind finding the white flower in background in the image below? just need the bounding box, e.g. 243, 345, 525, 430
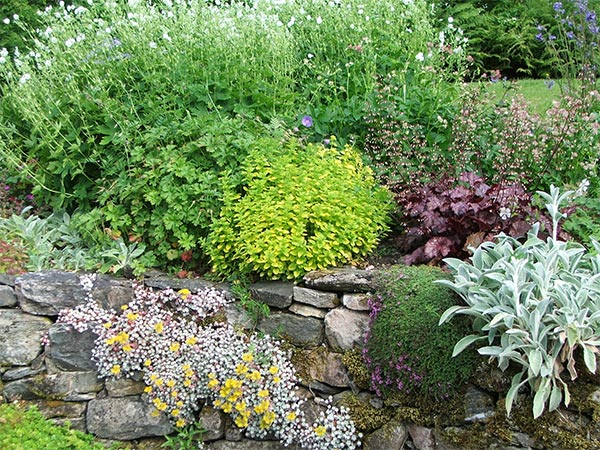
162, 32, 172, 42
19, 73, 31, 84
3, 18, 10, 25
13, 14, 19, 21
149, 41, 157, 48
415, 52, 424, 61
74, 6, 87, 15
307, 53, 314, 59
448, 16, 454, 23
316, 16, 322, 24
287, 16, 295, 27
44, 59, 52, 67
499, 207, 511, 220
65, 37, 76, 47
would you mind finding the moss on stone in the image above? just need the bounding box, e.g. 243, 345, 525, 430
339, 393, 396, 433
341, 348, 371, 390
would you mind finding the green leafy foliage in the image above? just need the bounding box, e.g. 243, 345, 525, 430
564, 195, 600, 244
363, 265, 476, 400
438, 185, 600, 418
0, 402, 119, 450
206, 138, 391, 280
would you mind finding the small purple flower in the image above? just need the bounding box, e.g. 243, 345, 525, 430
549, 34, 557, 40
566, 30, 576, 39
553, 2, 564, 13
323, 138, 330, 146
301, 115, 313, 127
3, 185, 9, 191
535, 32, 545, 42
545, 79, 555, 89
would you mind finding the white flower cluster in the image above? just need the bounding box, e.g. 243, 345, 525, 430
54, 280, 361, 447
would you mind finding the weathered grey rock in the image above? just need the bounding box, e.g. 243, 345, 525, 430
293, 286, 339, 308
258, 312, 324, 348
207, 440, 298, 450
342, 293, 371, 311
34, 399, 87, 419
199, 405, 225, 441
510, 432, 538, 448
0, 273, 16, 287
88, 275, 134, 311
298, 349, 350, 387
16, 271, 87, 315
2, 366, 45, 381
105, 378, 145, 397
250, 282, 294, 309
47, 323, 98, 372
225, 424, 243, 441
225, 302, 255, 329
288, 302, 327, 319
0, 310, 52, 365
303, 268, 379, 293
306, 380, 343, 395
0, 285, 17, 307
324, 307, 369, 351
408, 424, 436, 450
363, 418, 409, 450
3, 370, 103, 401
464, 385, 495, 422
87, 396, 173, 440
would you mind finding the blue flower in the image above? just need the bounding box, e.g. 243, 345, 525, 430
545, 79, 555, 89
301, 115, 313, 127
553, 1, 563, 12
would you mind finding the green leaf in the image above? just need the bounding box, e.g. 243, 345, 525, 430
533, 379, 550, 418
583, 345, 597, 374
529, 349, 543, 377
548, 385, 562, 412
452, 334, 483, 357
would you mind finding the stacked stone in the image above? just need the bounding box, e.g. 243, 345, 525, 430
0, 269, 577, 450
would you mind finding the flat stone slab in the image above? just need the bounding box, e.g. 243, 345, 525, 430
258, 312, 324, 348
342, 293, 371, 311
324, 307, 369, 351
16, 271, 86, 315
293, 286, 338, 308
250, 281, 294, 309
288, 303, 327, 319
0, 285, 17, 307
46, 323, 98, 372
87, 396, 173, 440
303, 268, 379, 293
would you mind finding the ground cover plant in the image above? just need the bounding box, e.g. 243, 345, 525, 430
363, 264, 476, 400
439, 185, 600, 419
0, 401, 121, 450
54, 274, 361, 449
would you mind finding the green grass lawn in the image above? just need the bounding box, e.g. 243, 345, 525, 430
484, 78, 563, 114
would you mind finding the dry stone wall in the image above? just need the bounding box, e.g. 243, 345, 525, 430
0, 269, 590, 450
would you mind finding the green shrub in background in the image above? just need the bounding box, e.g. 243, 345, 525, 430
362, 265, 476, 400
438, 185, 600, 419
206, 138, 391, 280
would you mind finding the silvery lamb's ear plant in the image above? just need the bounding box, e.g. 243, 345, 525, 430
438, 184, 600, 419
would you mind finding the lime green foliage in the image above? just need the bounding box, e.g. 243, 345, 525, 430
364, 265, 476, 400
0, 402, 119, 450
206, 138, 391, 280
439, 186, 600, 419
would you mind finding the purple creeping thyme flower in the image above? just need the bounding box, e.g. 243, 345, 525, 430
535, 32, 545, 41
301, 115, 313, 127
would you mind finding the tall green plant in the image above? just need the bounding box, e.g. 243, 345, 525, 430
438, 185, 600, 418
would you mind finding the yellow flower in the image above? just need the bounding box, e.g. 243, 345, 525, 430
110, 365, 121, 375
169, 342, 180, 352
182, 364, 191, 371
260, 411, 276, 429
185, 369, 194, 378
103, 322, 112, 329
242, 352, 254, 362
273, 376, 281, 384
126, 311, 138, 321
222, 402, 233, 413
122, 344, 133, 352
171, 409, 180, 417
144, 359, 152, 367
105, 337, 117, 345
171, 390, 179, 397
286, 412, 297, 421
176, 401, 184, 408
151, 409, 160, 417
176, 418, 186, 428
178, 288, 191, 299
208, 379, 219, 389
213, 399, 223, 408
155, 378, 164, 387
157, 402, 167, 411
184, 379, 192, 387
144, 386, 152, 394
235, 401, 247, 412
154, 322, 164, 333
166, 379, 176, 387
234, 415, 249, 428
120, 304, 129, 310
268, 366, 279, 375
208, 372, 217, 379
247, 370, 261, 381
254, 399, 270, 414
315, 425, 327, 437
235, 364, 249, 375
258, 389, 269, 398
150, 373, 158, 381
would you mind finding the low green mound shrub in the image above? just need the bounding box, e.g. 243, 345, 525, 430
363, 264, 476, 400
0, 402, 116, 450
439, 185, 600, 418
205, 138, 391, 280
